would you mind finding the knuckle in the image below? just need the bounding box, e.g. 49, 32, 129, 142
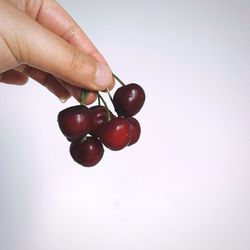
69, 46, 80, 71
7, 34, 29, 64
62, 25, 80, 43
0, 35, 20, 71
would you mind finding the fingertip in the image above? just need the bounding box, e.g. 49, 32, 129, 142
74, 90, 97, 105
44, 80, 71, 101
58, 94, 71, 103
84, 91, 97, 105
16, 74, 29, 85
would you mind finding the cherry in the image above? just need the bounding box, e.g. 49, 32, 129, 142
57, 74, 145, 167
89, 105, 114, 137
57, 105, 92, 140
113, 83, 145, 117
127, 117, 141, 146
97, 117, 131, 151
70, 136, 104, 167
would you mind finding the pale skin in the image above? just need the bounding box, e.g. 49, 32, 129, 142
0, 0, 115, 104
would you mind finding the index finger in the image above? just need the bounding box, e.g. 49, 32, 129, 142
13, 0, 108, 65
24, 0, 108, 64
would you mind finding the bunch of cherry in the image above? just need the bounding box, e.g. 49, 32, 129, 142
57, 74, 146, 167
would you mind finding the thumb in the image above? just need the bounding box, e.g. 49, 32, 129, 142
2, 3, 114, 91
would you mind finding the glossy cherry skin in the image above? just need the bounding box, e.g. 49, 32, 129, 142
113, 83, 145, 117
97, 117, 131, 151
57, 105, 92, 141
70, 136, 104, 167
89, 105, 114, 137
127, 117, 141, 146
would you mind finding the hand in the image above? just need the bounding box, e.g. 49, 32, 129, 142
0, 0, 114, 103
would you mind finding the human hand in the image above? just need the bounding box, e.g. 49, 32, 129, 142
0, 0, 114, 103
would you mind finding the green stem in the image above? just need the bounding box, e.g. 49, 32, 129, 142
97, 92, 112, 121
106, 88, 114, 105
80, 89, 89, 105
112, 73, 126, 86
98, 94, 101, 106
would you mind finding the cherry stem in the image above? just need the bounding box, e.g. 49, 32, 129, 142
112, 73, 126, 86
80, 89, 89, 105
106, 88, 114, 105
98, 94, 101, 106
97, 92, 112, 121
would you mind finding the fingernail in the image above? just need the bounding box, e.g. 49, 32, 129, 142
95, 63, 113, 89
59, 96, 69, 103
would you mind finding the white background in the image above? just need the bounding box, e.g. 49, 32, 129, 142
1, 0, 250, 249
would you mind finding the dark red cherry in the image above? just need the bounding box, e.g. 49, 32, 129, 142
57, 105, 92, 140
113, 83, 145, 117
89, 105, 114, 137
127, 117, 141, 146
97, 117, 131, 151
70, 136, 104, 167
